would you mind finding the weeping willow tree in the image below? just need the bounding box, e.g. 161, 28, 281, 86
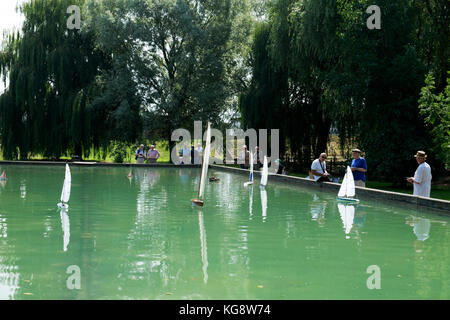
0, 0, 123, 159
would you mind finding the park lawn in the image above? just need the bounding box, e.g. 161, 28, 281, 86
288, 171, 450, 201
365, 181, 450, 201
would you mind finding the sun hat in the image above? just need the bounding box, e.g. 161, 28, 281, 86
352, 149, 361, 153
414, 151, 427, 159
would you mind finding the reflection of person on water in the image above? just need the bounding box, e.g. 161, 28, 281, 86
406, 216, 431, 241
310, 194, 327, 225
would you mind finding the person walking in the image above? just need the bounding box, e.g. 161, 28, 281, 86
407, 151, 432, 198
135, 144, 147, 164
351, 149, 368, 187
240, 145, 249, 169
311, 153, 331, 182
147, 145, 161, 164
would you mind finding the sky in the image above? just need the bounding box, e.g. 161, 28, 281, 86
0, 0, 26, 93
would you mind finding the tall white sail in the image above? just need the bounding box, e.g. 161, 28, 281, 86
260, 156, 268, 187
249, 152, 254, 182
345, 166, 356, 197
198, 122, 211, 199
60, 164, 71, 204
338, 166, 355, 198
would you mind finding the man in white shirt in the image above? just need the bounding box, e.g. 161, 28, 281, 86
311, 153, 331, 182
407, 151, 432, 198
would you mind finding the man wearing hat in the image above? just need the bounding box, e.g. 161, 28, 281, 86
351, 149, 367, 187
135, 144, 147, 164
407, 151, 432, 198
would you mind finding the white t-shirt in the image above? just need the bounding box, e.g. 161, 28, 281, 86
311, 159, 327, 182
413, 162, 432, 197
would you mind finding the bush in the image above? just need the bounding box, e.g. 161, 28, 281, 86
110, 141, 128, 163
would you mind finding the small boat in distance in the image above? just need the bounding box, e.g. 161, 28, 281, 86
191, 122, 212, 207
260, 156, 268, 188
337, 166, 360, 203
244, 151, 254, 187
0, 171, 7, 180
57, 164, 71, 209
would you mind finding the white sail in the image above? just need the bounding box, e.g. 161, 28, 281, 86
198, 122, 211, 199
249, 152, 254, 182
338, 203, 355, 237
260, 156, 268, 187
338, 166, 355, 198
60, 164, 71, 204
244, 152, 254, 187
345, 166, 356, 197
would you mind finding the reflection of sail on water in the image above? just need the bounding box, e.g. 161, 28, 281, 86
338, 203, 355, 239
60, 209, 70, 252
198, 211, 208, 284
249, 185, 253, 217
260, 188, 267, 222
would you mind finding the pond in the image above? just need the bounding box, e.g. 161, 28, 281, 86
0, 165, 448, 299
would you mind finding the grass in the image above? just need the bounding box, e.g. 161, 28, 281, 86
365, 181, 450, 201
1, 143, 449, 200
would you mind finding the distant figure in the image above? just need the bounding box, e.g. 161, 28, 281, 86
196, 143, 203, 155
191, 145, 200, 164
351, 149, 367, 187
254, 146, 262, 170
275, 159, 285, 174
311, 153, 331, 182
0, 171, 6, 180
407, 151, 432, 198
135, 144, 146, 164
181, 144, 191, 164
147, 145, 161, 164
240, 145, 249, 169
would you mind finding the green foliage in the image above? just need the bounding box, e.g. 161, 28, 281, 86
110, 141, 128, 163
419, 72, 450, 169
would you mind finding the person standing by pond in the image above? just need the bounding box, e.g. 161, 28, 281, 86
407, 151, 432, 198
311, 153, 331, 182
135, 144, 146, 164
147, 145, 161, 164
351, 149, 367, 187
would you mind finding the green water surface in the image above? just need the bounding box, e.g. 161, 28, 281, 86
0, 165, 448, 300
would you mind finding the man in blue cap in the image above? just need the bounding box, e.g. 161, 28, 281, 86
351, 149, 367, 187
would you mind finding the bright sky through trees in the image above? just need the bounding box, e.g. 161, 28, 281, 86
0, 0, 25, 93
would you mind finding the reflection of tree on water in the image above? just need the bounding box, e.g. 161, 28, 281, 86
309, 194, 327, 226
406, 215, 449, 299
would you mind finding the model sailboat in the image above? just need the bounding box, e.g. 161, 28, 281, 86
191, 122, 212, 206
244, 152, 254, 187
260, 156, 268, 188
337, 166, 359, 203
57, 164, 71, 209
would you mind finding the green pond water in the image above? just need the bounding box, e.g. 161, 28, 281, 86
0, 164, 448, 300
